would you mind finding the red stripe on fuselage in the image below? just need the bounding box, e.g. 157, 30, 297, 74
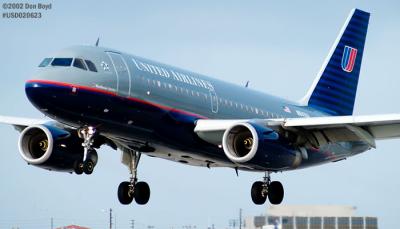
26, 79, 207, 119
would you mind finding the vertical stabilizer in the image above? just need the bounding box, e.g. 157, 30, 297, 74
301, 9, 370, 116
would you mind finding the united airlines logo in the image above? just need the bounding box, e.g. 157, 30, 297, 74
341, 46, 357, 73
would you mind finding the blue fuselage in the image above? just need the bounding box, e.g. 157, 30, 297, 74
25, 46, 369, 171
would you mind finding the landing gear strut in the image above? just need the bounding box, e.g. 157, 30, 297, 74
251, 172, 284, 205
74, 126, 98, 175
118, 150, 150, 205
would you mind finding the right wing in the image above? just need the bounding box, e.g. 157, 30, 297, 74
194, 114, 400, 148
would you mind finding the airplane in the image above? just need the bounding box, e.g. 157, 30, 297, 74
1, 8, 397, 206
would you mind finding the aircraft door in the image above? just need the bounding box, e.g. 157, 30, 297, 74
209, 90, 218, 113
106, 52, 131, 96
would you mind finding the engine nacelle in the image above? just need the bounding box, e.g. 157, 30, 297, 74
222, 122, 279, 163
18, 124, 84, 172
222, 122, 302, 169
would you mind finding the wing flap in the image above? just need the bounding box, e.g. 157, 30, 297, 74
282, 114, 400, 146
367, 124, 400, 140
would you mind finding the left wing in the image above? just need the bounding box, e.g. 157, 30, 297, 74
194, 114, 400, 148
0, 115, 54, 132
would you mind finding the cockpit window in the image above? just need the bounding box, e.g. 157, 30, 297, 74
85, 60, 97, 72
38, 58, 53, 67
73, 58, 87, 70
51, 58, 73, 66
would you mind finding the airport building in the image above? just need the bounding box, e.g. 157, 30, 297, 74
244, 205, 378, 229
55, 225, 90, 229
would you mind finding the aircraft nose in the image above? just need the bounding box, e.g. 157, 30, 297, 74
25, 80, 52, 111
25, 79, 71, 112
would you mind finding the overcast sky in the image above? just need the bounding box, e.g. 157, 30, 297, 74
1, 1, 400, 228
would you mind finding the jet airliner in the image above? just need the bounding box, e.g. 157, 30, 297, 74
1, 9, 397, 205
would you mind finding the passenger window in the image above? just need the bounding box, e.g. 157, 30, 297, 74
51, 58, 73, 66
73, 58, 87, 70
85, 60, 98, 72
38, 58, 53, 67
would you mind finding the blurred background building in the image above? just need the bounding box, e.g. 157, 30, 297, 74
55, 225, 90, 229
244, 205, 378, 229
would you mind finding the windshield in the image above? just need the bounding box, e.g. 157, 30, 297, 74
73, 58, 87, 70
38, 58, 53, 67
85, 60, 97, 72
51, 58, 73, 66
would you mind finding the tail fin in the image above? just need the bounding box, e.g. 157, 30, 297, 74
301, 9, 370, 116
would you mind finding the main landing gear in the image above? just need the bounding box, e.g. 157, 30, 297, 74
74, 126, 99, 175
251, 172, 284, 205
118, 150, 150, 205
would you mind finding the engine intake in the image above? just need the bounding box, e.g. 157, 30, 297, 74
223, 123, 260, 163
18, 124, 84, 172
19, 125, 55, 164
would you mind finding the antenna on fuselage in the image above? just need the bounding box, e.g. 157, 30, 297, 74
245, 81, 250, 88
95, 37, 100, 47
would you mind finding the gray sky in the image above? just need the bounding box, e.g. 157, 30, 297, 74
1, 0, 400, 228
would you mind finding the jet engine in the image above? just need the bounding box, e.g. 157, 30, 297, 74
222, 122, 303, 169
222, 122, 279, 163
18, 124, 84, 172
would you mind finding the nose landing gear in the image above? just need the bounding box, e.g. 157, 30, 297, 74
74, 126, 98, 175
251, 172, 284, 205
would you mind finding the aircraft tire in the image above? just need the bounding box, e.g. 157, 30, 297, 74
118, 181, 134, 205
88, 149, 98, 166
251, 181, 267, 205
268, 181, 284, 205
134, 181, 150, 205
73, 160, 84, 175
83, 159, 95, 175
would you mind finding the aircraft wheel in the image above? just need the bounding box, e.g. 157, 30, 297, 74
268, 181, 284, 205
73, 160, 84, 175
251, 181, 267, 205
118, 181, 134, 205
134, 181, 150, 205
88, 149, 98, 165
83, 159, 95, 175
